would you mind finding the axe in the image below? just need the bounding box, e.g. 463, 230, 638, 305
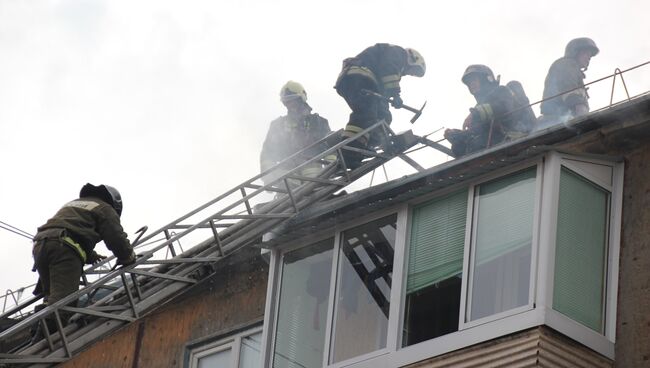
361, 89, 427, 123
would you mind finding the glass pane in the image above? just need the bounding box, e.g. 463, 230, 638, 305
403, 190, 467, 346
331, 214, 397, 363
469, 168, 536, 321
273, 239, 334, 368
239, 332, 262, 368
198, 348, 231, 368
553, 167, 608, 332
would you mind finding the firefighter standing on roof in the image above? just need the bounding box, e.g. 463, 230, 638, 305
260, 81, 331, 186
334, 43, 425, 167
32, 183, 136, 329
539, 37, 599, 127
445, 64, 535, 157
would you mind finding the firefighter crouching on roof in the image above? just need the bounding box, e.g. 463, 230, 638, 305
260, 81, 332, 189
31, 183, 136, 332
444, 64, 536, 157
334, 43, 426, 168
539, 37, 599, 128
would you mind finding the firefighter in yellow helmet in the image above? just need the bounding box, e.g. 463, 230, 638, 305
539, 37, 599, 127
334, 44, 426, 168
260, 81, 331, 186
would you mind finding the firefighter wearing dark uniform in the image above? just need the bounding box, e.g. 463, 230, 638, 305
260, 81, 331, 185
334, 44, 425, 167
539, 38, 599, 127
445, 65, 533, 157
32, 183, 136, 329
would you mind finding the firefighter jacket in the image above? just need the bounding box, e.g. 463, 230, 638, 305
260, 113, 331, 173
468, 83, 530, 141
540, 57, 589, 117
335, 43, 411, 98
35, 197, 134, 263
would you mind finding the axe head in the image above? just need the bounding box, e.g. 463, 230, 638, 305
409, 101, 427, 123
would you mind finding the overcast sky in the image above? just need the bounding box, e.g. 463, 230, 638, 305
1, 0, 649, 300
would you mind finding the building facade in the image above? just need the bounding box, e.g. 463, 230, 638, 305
60, 95, 650, 367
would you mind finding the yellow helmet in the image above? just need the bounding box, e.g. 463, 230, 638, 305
280, 81, 308, 104
405, 48, 426, 77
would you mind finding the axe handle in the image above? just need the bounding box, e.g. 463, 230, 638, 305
360, 89, 419, 112
400, 104, 420, 114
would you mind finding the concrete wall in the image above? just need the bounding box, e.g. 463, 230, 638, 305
60, 248, 268, 368
615, 143, 650, 367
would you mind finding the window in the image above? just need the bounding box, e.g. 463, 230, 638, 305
330, 214, 397, 363
188, 328, 262, 368
553, 167, 609, 332
403, 190, 467, 346
264, 152, 622, 367
273, 239, 334, 368
467, 168, 536, 322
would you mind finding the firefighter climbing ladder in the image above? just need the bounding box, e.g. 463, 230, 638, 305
0, 120, 441, 367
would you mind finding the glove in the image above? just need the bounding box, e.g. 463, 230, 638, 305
116, 251, 137, 267
391, 95, 403, 109
86, 251, 107, 265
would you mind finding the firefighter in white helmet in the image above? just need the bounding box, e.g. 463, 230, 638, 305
334, 43, 426, 168
260, 81, 331, 186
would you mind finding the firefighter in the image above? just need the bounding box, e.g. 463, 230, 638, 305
334, 43, 426, 168
445, 64, 533, 157
260, 81, 332, 188
539, 37, 599, 127
31, 183, 136, 331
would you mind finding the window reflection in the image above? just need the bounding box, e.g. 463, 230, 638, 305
331, 215, 397, 363
274, 239, 334, 368
469, 169, 536, 321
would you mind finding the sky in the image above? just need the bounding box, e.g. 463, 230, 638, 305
1, 0, 649, 305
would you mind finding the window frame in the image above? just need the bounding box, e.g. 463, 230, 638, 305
262, 151, 623, 368
539, 152, 622, 356
186, 325, 263, 368
461, 162, 543, 328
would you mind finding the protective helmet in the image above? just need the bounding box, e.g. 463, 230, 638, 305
280, 81, 308, 104
564, 37, 599, 59
405, 48, 426, 77
80, 183, 123, 216
461, 64, 496, 85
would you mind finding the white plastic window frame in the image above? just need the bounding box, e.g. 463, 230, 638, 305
537, 151, 622, 358
187, 326, 263, 368
261, 151, 623, 368
262, 209, 403, 368
461, 161, 543, 329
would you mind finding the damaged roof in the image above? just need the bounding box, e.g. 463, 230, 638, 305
264, 93, 650, 248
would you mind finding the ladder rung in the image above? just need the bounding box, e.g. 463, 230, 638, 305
142, 257, 222, 264
170, 223, 235, 229
211, 214, 293, 220
285, 175, 347, 186
61, 306, 136, 322
89, 305, 130, 312
0, 355, 66, 364
128, 269, 198, 284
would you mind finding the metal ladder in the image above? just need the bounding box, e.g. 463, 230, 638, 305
0, 120, 430, 366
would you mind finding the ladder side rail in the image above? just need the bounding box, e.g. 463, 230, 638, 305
133, 129, 342, 246
85, 123, 381, 278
